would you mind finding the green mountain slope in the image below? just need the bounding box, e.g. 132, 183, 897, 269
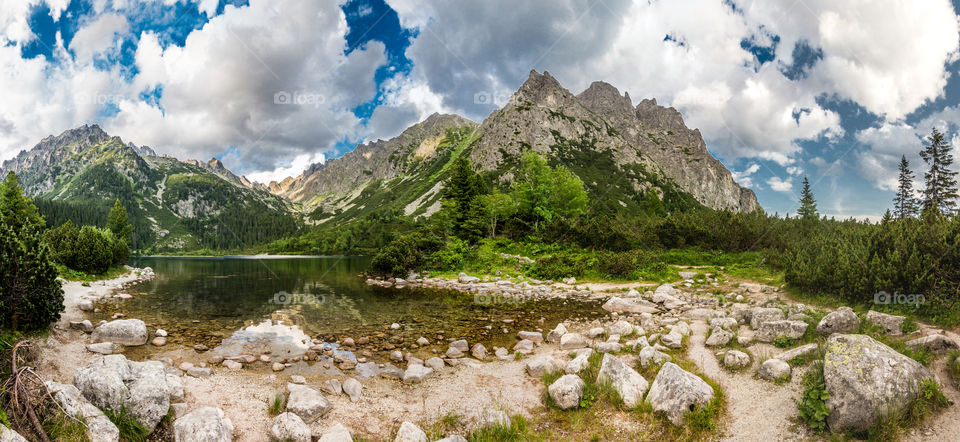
2, 125, 299, 252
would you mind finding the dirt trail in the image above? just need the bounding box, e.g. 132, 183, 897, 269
904, 328, 960, 442
685, 321, 811, 441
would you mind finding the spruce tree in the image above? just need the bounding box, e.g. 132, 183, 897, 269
107, 199, 133, 242
0, 171, 44, 233
894, 155, 918, 219
797, 176, 818, 220
920, 127, 959, 215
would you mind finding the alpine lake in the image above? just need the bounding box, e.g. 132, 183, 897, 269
87, 256, 603, 364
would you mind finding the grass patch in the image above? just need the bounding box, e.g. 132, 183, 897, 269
797, 360, 829, 433
948, 351, 960, 387
772, 336, 796, 349
899, 316, 919, 334
104, 403, 150, 442
467, 415, 531, 442
57, 264, 130, 281
267, 392, 286, 416
42, 411, 89, 441
866, 378, 950, 441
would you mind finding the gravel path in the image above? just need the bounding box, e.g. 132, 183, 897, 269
686, 321, 811, 441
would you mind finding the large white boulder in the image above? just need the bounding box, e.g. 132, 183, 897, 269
286, 383, 332, 424
596, 354, 648, 408
92, 319, 148, 346
816, 307, 861, 335
753, 320, 808, 343
749, 307, 785, 329
394, 421, 428, 442
645, 362, 715, 426
271, 413, 311, 442
173, 407, 233, 442
45, 381, 119, 442
824, 334, 936, 433
548, 374, 585, 410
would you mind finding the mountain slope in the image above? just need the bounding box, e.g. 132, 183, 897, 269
275, 71, 758, 220
1, 125, 299, 251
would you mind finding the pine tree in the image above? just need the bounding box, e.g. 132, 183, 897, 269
0, 171, 44, 234
920, 127, 959, 215
107, 199, 133, 242
797, 176, 818, 220
893, 155, 918, 219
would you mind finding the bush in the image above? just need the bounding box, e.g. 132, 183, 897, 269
43, 223, 129, 274
0, 225, 63, 331
370, 229, 445, 276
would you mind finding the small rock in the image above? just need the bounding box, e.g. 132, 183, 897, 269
417, 337, 430, 346
560, 333, 588, 350
342, 378, 362, 402
525, 355, 562, 378
322, 379, 342, 395
546, 323, 568, 343
596, 353, 649, 408
318, 423, 353, 442
286, 383, 332, 423
86, 342, 119, 355
512, 339, 534, 354
518, 331, 543, 343
704, 327, 733, 347
905, 334, 960, 354
222, 360, 242, 371
548, 374, 585, 410
402, 364, 433, 384
758, 359, 791, 382
817, 307, 861, 335
272, 363, 285, 372
155, 329, 168, 337
151, 337, 167, 347
723, 350, 751, 369
271, 412, 311, 442
290, 375, 306, 385
173, 407, 233, 442
645, 362, 715, 426
394, 421, 428, 442
471, 343, 487, 360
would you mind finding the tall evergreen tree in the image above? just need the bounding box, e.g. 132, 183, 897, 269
440, 157, 487, 239
107, 199, 133, 242
797, 176, 818, 220
0, 171, 44, 233
894, 155, 919, 219
920, 127, 959, 215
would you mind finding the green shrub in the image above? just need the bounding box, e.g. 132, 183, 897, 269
0, 224, 63, 331
772, 336, 795, 348
104, 403, 150, 442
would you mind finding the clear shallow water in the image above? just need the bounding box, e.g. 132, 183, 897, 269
91, 256, 602, 361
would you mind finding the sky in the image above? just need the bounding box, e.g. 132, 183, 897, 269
1, 0, 960, 218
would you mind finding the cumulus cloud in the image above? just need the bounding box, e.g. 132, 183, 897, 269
767, 176, 793, 192
731, 163, 760, 188
69, 12, 129, 63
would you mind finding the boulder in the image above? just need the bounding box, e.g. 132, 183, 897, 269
73, 355, 132, 413
445, 347, 464, 359
606, 320, 634, 336
342, 378, 362, 402
596, 354, 649, 408
424, 357, 445, 371
638, 346, 671, 369
457, 273, 480, 284
671, 321, 691, 336
758, 359, 791, 382
565, 350, 593, 374
513, 339, 535, 354
126, 360, 172, 429
518, 331, 543, 343
816, 307, 861, 335
271, 413, 311, 442
704, 328, 732, 347
471, 343, 488, 359
526, 355, 562, 378
0, 426, 27, 442
865, 310, 905, 336
645, 362, 715, 426
546, 323, 567, 343
547, 374, 584, 410
92, 319, 148, 346
402, 364, 434, 384
450, 339, 469, 352
394, 421, 428, 442
824, 334, 936, 433
774, 343, 819, 362
722, 350, 751, 369
86, 342, 120, 355
70, 320, 94, 333
173, 407, 233, 442
318, 423, 353, 442
660, 332, 683, 349
560, 333, 588, 350
286, 383, 332, 424
905, 334, 959, 354
749, 307, 785, 329
45, 381, 119, 442
602, 297, 659, 314
753, 320, 808, 343
322, 379, 342, 395
709, 317, 738, 330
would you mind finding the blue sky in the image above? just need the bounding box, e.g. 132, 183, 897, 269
2, 0, 960, 219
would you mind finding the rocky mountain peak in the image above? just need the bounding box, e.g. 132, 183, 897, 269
514, 70, 574, 106
576, 81, 634, 117
207, 158, 226, 171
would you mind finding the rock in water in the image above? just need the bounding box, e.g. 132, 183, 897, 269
286, 383, 332, 424
824, 334, 936, 434
271, 413, 311, 442
596, 354, 649, 408
92, 319, 148, 346
173, 407, 233, 442
816, 307, 861, 335
394, 421, 428, 442
548, 374, 585, 410
645, 362, 714, 426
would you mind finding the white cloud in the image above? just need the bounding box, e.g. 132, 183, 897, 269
786, 166, 803, 176
69, 13, 129, 63
767, 176, 793, 192
730, 163, 760, 188
245, 152, 327, 184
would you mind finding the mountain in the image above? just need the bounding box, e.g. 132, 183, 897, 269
1, 125, 299, 251
272, 71, 758, 220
